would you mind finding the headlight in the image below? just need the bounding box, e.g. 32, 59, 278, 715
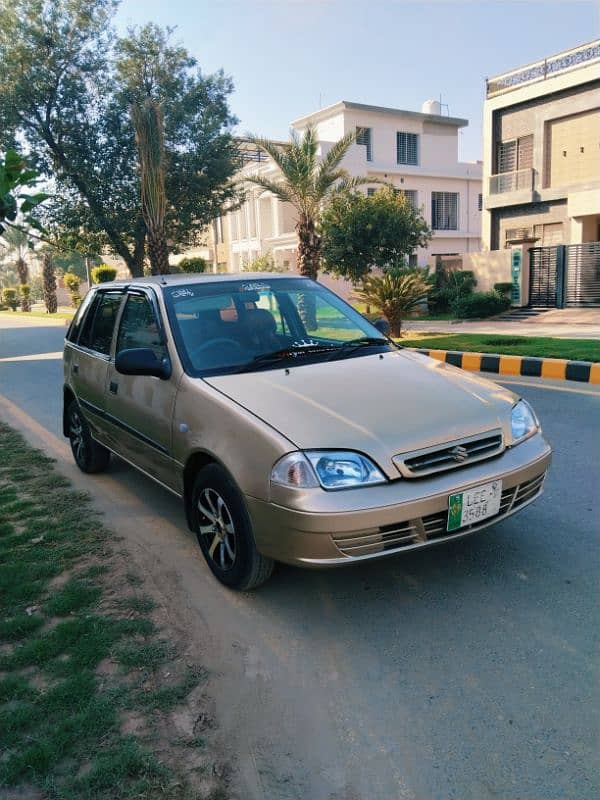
510, 400, 539, 445
271, 450, 386, 490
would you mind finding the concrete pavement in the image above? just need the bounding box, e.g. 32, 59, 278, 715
0, 315, 599, 800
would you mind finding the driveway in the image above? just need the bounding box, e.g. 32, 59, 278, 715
1, 315, 598, 800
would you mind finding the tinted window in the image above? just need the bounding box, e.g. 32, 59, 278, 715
116, 294, 166, 359
80, 292, 122, 355
66, 290, 97, 344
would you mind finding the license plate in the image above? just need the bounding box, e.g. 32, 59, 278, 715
447, 480, 502, 532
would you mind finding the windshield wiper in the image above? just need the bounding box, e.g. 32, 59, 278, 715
234, 344, 338, 373
325, 336, 391, 360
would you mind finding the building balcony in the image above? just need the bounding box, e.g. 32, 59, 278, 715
485, 169, 535, 209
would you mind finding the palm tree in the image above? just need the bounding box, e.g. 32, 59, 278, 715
42, 251, 57, 314
131, 98, 169, 274
1, 226, 31, 311
245, 126, 380, 281
355, 269, 430, 338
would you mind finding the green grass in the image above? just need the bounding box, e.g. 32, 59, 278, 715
0, 423, 215, 799
0, 309, 73, 321
399, 332, 600, 362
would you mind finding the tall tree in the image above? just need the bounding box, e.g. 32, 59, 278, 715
1, 226, 31, 310
320, 187, 432, 282
41, 252, 57, 313
0, 1, 239, 276
246, 126, 379, 281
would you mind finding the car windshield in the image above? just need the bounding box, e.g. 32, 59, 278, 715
163, 277, 394, 377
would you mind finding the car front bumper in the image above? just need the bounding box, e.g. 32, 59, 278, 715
245, 433, 552, 567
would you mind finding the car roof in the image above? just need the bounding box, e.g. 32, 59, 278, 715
96, 272, 310, 290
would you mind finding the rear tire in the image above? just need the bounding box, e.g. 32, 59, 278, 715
67, 400, 110, 474
191, 464, 274, 590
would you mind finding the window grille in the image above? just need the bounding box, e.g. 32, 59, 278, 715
431, 192, 459, 230
478, 193, 483, 211
356, 127, 372, 161
397, 132, 419, 165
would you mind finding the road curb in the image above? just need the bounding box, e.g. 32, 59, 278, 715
410, 348, 600, 384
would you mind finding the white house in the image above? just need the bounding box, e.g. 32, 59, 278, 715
220, 100, 483, 272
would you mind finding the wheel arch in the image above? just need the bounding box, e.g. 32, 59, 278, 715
183, 449, 239, 531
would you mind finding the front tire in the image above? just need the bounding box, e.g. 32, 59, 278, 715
67, 400, 110, 474
191, 464, 274, 590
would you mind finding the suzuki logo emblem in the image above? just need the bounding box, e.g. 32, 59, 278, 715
450, 445, 468, 463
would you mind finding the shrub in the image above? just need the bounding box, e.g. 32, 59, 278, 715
1, 287, 18, 311
355, 268, 430, 337
63, 272, 82, 307
428, 269, 477, 313
494, 281, 513, 298
19, 283, 31, 312
451, 291, 511, 319
177, 256, 206, 274
91, 264, 117, 283
242, 251, 286, 273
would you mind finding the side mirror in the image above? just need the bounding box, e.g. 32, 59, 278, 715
115, 348, 171, 379
373, 318, 391, 336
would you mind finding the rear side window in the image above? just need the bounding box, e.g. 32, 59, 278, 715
66, 290, 96, 343
79, 292, 123, 355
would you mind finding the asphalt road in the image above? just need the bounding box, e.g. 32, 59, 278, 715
1, 315, 599, 800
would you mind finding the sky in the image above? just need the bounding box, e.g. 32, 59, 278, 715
115, 0, 600, 163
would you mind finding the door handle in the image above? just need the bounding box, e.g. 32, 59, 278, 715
109, 381, 118, 395
72, 363, 79, 374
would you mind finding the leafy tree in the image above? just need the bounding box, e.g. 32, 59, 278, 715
245, 126, 379, 281
91, 264, 117, 283
0, 3, 240, 276
0, 149, 48, 233
63, 272, 81, 307
355, 267, 430, 337
177, 256, 207, 273
41, 253, 57, 313
320, 187, 431, 282
1, 287, 18, 310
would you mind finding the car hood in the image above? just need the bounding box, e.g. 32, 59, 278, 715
204, 350, 518, 477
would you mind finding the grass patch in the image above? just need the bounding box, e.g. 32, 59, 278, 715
0, 309, 74, 321
399, 332, 600, 362
0, 422, 215, 799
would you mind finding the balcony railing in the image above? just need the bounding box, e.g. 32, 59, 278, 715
489, 168, 534, 195
238, 148, 269, 163
486, 39, 600, 98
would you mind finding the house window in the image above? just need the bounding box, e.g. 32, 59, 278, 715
431, 192, 459, 230
396, 189, 418, 210
397, 132, 419, 165
478, 193, 483, 211
356, 127, 372, 161
408, 253, 418, 267
367, 187, 376, 196
497, 135, 533, 173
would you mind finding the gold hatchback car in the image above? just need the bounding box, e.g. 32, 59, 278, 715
63, 274, 551, 589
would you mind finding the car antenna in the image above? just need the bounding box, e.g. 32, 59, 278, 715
159, 274, 167, 286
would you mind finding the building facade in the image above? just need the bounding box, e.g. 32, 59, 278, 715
220, 100, 482, 272
482, 39, 600, 307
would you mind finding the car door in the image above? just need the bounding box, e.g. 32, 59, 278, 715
103, 289, 180, 492
66, 289, 124, 442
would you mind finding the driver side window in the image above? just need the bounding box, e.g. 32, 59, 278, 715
117, 294, 166, 360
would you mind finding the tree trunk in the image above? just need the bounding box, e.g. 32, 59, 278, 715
16, 256, 30, 311
296, 215, 320, 330
386, 309, 403, 338
42, 253, 57, 314
146, 227, 170, 275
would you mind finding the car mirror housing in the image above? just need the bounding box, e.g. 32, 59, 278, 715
115, 348, 171, 379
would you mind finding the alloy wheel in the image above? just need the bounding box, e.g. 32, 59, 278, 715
69, 410, 85, 465
197, 488, 237, 570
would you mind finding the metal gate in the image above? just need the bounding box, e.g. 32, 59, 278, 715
529, 246, 559, 307
565, 242, 600, 307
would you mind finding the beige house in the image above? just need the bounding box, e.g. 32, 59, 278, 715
481, 39, 600, 307
218, 100, 482, 274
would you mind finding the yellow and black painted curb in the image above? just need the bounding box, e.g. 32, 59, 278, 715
411, 348, 600, 385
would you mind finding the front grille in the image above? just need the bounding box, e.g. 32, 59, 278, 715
332, 471, 546, 558
394, 430, 504, 478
